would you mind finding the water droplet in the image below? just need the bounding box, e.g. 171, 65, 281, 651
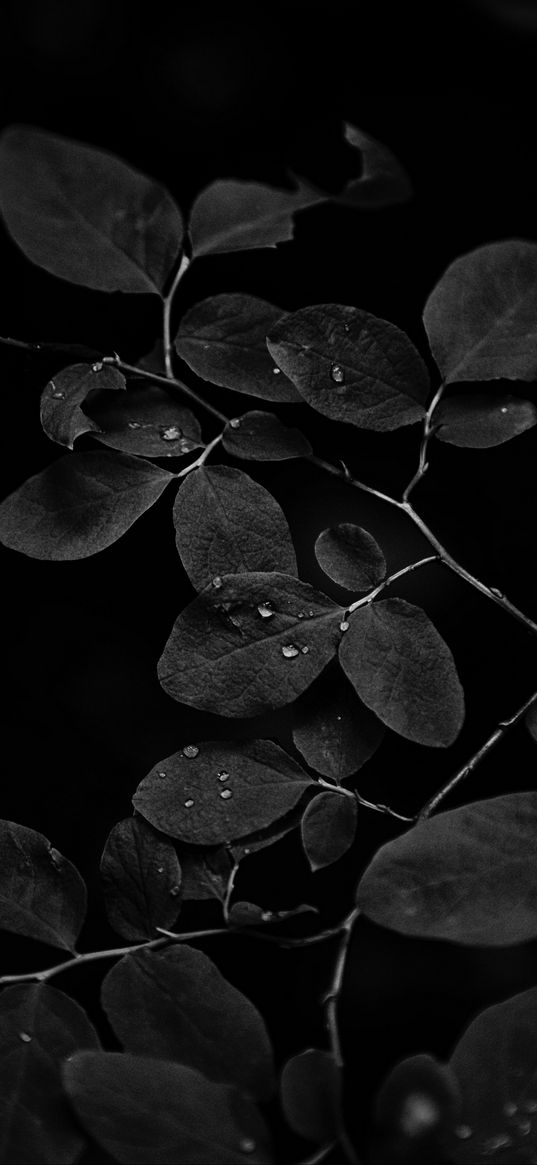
504, 1102, 518, 1117
272, 366, 281, 375
239, 1139, 256, 1155
500, 406, 508, 414
455, 1126, 473, 1140
220, 788, 233, 800
161, 426, 182, 441
50, 385, 65, 399
257, 602, 274, 619
307, 610, 315, 617
344, 322, 351, 332
301, 645, 309, 654
157, 866, 164, 873
297, 611, 305, 618
243, 848, 251, 855
518, 1120, 532, 1136
282, 644, 299, 658
169, 884, 181, 897
128, 421, 141, 429
229, 418, 241, 429
481, 1134, 513, 1154
178, 438, 191, 454
330, 363, 345, 385
339, 620, 350, 632
261, 911, 272, 921
182, 744, 199, 759
212, 576, 223, 589
49, 848, 64, 870
336, 714, 342, 721
158, 770, 167, 778
92, 362, 103, 373
19, 1032, 32, 1043
184, 799, 195, 809
523, 1101, 537, 1113
218, 771, 230, 782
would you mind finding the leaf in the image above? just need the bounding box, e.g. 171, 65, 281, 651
423, 240, 537, 384
337, 122, 413, 209
0, 820, 86, 952
0, 451, 173, 560
293, 665, 385, 783
357, 792, 537, 946
88, 383, 203, 457
174, 294, 301, 402
189, 177, 322, 258
433, 394, 537, 448
102, 944, 275, 1100
158, 571, 343, 716
40, 363, 126, 449
100, 817, 182, 942
339, 599, 465, 747
314, 523, 386, 591
173, 466, 297, 592
133, 739, 314, 845
63, 1052, 273, 1164
374, 1054, 460, 1148
449, 986, 537, 1162
0, 125, 183, 294
222, 412, 312, 461
180, 847, 233, 901
301, 793, 358, 871
280, 1049, 342, 1142
267, 305, 429, 430
0, 983, 100, 1165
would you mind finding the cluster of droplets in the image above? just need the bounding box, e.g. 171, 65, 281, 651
330, 363, 345, 386
49, 383, 65, 400
454, 1098, 537, 1157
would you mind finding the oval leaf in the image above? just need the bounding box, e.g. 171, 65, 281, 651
357, 792, 537, 945
100, 817, 181, 942
423, 240, 537, 384
315, 523, 386, 591
180, 847, 233, 902
0, 451, 173, 560
157, 571, 343, 716
173, 466, 297, 592
175, 294, 301, 402
40, 363, 126, 449
281, 1048, 342, 1143
301, 793, 358, 871
339, 599, 465, 747
63, 1052, 273, 1165
293, 665, 385, 783
434, 394, 537, 448
88, 383, 203, 457
449, 986, 537, 1162
338, 122, 412, 210
0, 983, 100, 1165
0, 125, 183, 294
223, 411, 312, 461
133, 739, 314, 845
0, 820, 86, 952
102, 944, 275, 1100
189, 177, 322, 258
267, 304, 429, 430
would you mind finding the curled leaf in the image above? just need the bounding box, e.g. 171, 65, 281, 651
189, 177, 322, 258
40, 363, 126, 449
88, 383, 202, 457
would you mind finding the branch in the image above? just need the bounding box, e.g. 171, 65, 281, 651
402, 382, 445, 503
104, 354, 230, 425
347, 555, 439, 614
163, 253, 191, 378
323, 905, 361, 1164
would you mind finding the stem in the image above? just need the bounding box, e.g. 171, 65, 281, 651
402, 382, 445, 503
223, 859, 240, 923
309, 454, 400, 509
0, 336, 42, 352
163, 254, 191, 378
106, 355, 230, 425
176, 431, 224, 478
323, 905, 361, 1165
347, 555, 439, 613
354, 793, 414, 824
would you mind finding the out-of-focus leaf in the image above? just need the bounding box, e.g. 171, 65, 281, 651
189, 177, 322, 258
293, 665, 385, 783
301, 793, 358, 870
100, 817, 181, 942
88, 383, 202, 457
434, 394, 537, 448
0, 820, 86, 952
314, 523, 386, 590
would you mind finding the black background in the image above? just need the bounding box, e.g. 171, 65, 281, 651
1, 2, 537, 1162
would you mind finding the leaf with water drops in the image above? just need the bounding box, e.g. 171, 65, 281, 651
180, 846, 233, 902
293, 665, 385, 783
301, 792, 358, 871
189, 177, 322, 258
0, 125, 183, 294
0, 820, 86, 952
423, 240, 537, 384
102, 944, 275, 1100
100, 817, 182, 942
40, 362, 126, 449
314, 523, 386, 591
158, 571, 343, 716
0, 450, 174, 560
339, 599, 465, 747
173, 466, 297, 592
280, 1049, 343, 1143
433, 394, 537, 448
374, 1054, 461, 1161
175, 294, 301, 402
133, 739, 314, 845
63, 1052, 273, 1164
87, 383, 203, 457
0, 983, 100, 1165
267, 305, 429, 430
222, 411, 312, 461
336, 122, 413, 209
357, 792, 537, 945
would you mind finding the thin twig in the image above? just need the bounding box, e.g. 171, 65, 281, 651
402, 382, 445, 503
323, 905, 361, 1164
105, 355, 230, 424
163, 254, 191, 378
347, 555, 439, 613
354, 793, 414, 824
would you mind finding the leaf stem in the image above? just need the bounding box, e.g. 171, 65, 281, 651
347, 555, 439, 613
176, 431, 224, 478
223, 858, 240, 923
323, 905, 361, 1164
163, 253, 191, 378
104, 354, 230, 425
402, 382, 445, 503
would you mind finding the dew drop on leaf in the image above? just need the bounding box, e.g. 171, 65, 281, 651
19, 1032, 32, 1042
218, 771, 230, 782
282, 644, 300, 658
500, 406, 508, 414
157, 866, 164, 873
92, 362, 103, 372
272, 366, 281, 375
161, 425, 183, 441
455, 1125, 473, 1140
344, 322, 351, 332
184, 799, 195, 809
339, 620, 350, 632
257, 602, 274, 619
169, 884, 181, 897
182, 744, 199, 758
229, 418, 241, 429
301, 646, 309, 654
239, 1139, 256, 1155
330, 363, 345, 385
212, 576, 223, 589
220, 789, 233, 800
50, 385, 66, 399
158, 770, 167, 778
128, 421, 142, 429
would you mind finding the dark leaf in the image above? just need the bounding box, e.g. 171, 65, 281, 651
173, 466, 297, 592
433, 394, 537, 448
100, 817, 181, 942
189, 177, 322, 258
449, 986, 537, 1162
267, 305, 428, 430
228, 901, 268, 927
133, 739, 314, 845
337, 122, 413, 209
180, 847, 233, 901
423, 240, 537, 384
63, 1052, 273, 1164
339, 599, 465, 747
102, 944, 275, 1100
525, 702, 537, 747
0, 125, 183, 294
314, 523, 386, 590
230, 809, 305, 858
87, 382, 202, 457
175, 294, 301, 402
0, 451, 173, 560
301, 792, 358, 871
357, 792, 537, 945
223, 411, 312, 461
40, 363, 126, 449
0, 820, 86, 952
374, 1054, 460, 1155
0, 983, 100, 1165
280, 1048, 342, 1142
158, 571, 343, 716
293, 666, 385, 782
